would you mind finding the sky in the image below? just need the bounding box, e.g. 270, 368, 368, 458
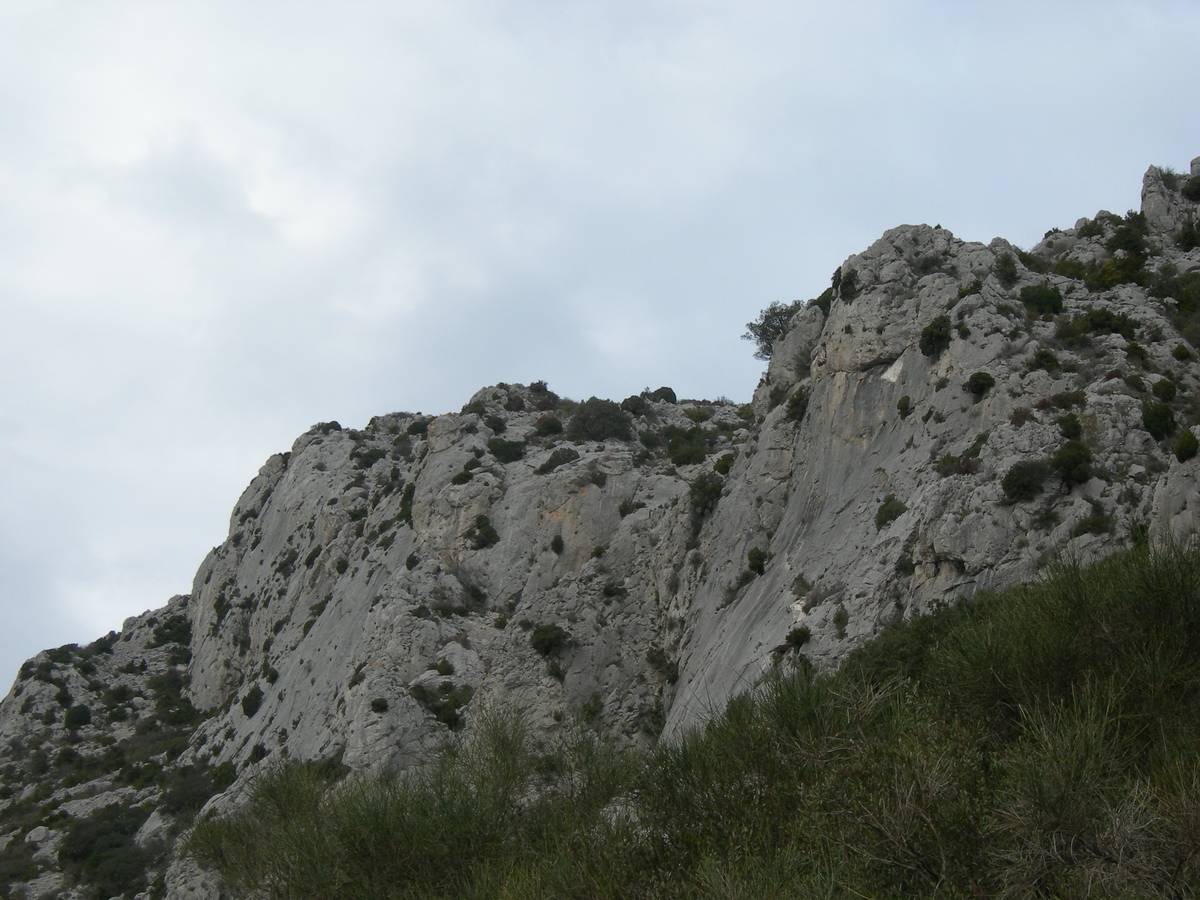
1, 1, 1198, 688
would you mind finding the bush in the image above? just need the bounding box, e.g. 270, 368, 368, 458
467, 515, 500, 550
1057, 413, 1082, 440
742, 300, 804, 360
783, 626, 811, 651
1142, 401, 1177, 440
567, 398, 631, 442
836, 267, 860, 301
994, 252, 1019, 288
919, 316, 952, 358
1152, 378, 1178, 402
487, 438, 525, 463
1050, 440, 1092, 487
530, 624, 568, 657
59, 804, 150, 898
785, 387, 809, 423
620, 395, 647, 416
241, 686, 264, 718
964, 372, 995, 400
747, 547, 769, 576
665, 426, 708, 466
1174, 429, 1199, 462
689, 472, 723, 523
1027, 348, 1060, 372
1001, 460, 1051, 503
536, 447, 580, 475
1055, 309, 1138, 347
874, 495, 906, 531
1183, 175, 1200, 202
534, 414, 563, 436
1174, 344, 1194, 361
64, 704, 91, 730
1019, 283, 1063, 316
1178, 217, 1200, 252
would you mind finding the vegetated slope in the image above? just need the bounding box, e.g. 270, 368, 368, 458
188, 540, 1200, 899
0, 157, 1198, 898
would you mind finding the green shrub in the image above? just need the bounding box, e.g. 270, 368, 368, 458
747, 547, 769, 576
742, 300, 804, 360
689, 472, 723, 524
919, 316, 952, 358
837, 267, 860, 301
714, 453, 736, 476
1152, 378, 1178, 402
1182, 175, 1200, 201
1178, 217, 1200, 252
567, 398, 631, 442
399, 483, 415, 527
487, 438, 525, 463
536, 447, 580, 475
620, 395, 648, 416
534, 414, 563, 436
1142, 401, 1177, 440
832, 604, 849, 639
64, 704, 91, 730
665, 426, 708, 466
1027, 348, 1059, 372
467, 515, 499, 550
241, 686, 264, 718
964, 371, 995, 400
1019, 283, 1063, 316
1173, 344, 1194, 361
1050, 440, 1092, 487
1173, 429, 1199, 462
1057, 413, 1082, 440
874, 495, 906, 531
530, 624, 568, 657
59, 804, 150, 898
783, 626, 811, 651
1001, 460, 1051, 503
785, 387, 809, 423
994, 252, 1019, 288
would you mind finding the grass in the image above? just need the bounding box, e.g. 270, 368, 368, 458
189, 540, 1200, 898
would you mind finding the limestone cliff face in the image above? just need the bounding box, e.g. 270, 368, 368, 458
2, 158, 1199, 899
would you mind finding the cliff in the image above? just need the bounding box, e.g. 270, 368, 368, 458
2, 156, 1199, 899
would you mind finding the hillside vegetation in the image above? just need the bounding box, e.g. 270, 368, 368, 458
189, 539, 1200, 899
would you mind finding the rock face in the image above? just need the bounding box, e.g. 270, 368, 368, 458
2, 159, 1200, 898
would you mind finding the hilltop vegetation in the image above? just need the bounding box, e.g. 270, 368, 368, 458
190, 539, 1200, 898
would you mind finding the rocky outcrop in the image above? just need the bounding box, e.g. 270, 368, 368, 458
2, 158, 1199, 898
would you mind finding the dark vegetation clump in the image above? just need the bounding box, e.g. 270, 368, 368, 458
742, 300, 803, 360
919, 316, 952, 358
964, 371, 995, 400
1019, 283, 1063, 316
189, 543, 1200, 899
1002, 460, 1051, 503
529, 624, 569, 657
567, 398, 631, 442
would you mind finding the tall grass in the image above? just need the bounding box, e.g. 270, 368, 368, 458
189, 541, 1200, 898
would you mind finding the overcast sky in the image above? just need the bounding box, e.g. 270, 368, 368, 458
1, 1, 1197, 688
